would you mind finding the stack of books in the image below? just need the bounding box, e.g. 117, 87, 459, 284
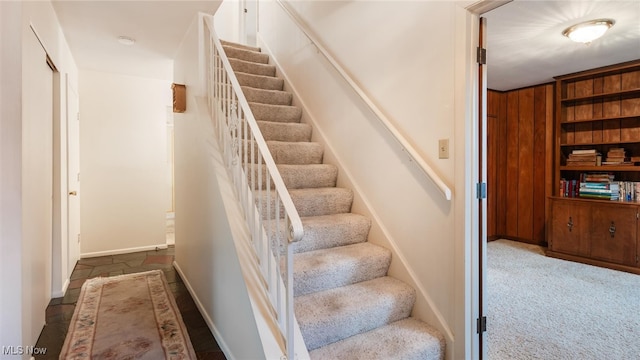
602, 148, 630, 165
579, 173, 619, 200
618, 181, 640, 202
559, 178, 579, 198
566, 149, 598, 166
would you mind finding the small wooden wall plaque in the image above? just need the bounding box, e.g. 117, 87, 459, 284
172, 83, 186, 113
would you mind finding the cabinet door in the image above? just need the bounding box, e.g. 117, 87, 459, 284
549, 200, 590, 256
590, 205, 637, 266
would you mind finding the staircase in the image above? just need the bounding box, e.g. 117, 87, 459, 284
221, 40, 445, 360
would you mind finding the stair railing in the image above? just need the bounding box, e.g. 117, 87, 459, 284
274, 0, 452, 201
203, 15, 303, 360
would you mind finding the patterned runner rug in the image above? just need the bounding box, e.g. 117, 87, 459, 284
60, 270, 196, 359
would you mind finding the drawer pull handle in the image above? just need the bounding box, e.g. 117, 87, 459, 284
567, 217, 573, 232
609, 222, 616, 238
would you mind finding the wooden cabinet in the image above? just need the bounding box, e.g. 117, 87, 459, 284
548, 198, 640, 273
549, 199, 591, 257
590, 203, 637, 266
548, 60, 640, 274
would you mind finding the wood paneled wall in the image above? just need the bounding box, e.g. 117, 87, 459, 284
487, 84, 554, 244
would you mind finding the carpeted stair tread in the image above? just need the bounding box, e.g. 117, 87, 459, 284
242, 86, 292, 106
218, 40, 447, 358
266, 213, 371, 255
259, 187, 353, 219
222, 45, 269, 64
295, 276, 416, 351
220, 39, 260, 52
290, 187, 353, 217
235, 72, 284, 91
308, 317, 445, 360
249, 102, 302, 123
250, 164, 337, 190
294, 214, 371, 253
280, 164, 337, 189
267, 141, 324, 165
257, 121, 312, 142
293, 243, 391, 296
229, 58, 276, 77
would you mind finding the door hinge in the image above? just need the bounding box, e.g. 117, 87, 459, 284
636, 211, 639, 219
477, 47, 487, 65
477, 316, 487, 334
477, 182, 487, 200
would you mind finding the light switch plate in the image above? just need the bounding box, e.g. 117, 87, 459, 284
439, 139, 449, 159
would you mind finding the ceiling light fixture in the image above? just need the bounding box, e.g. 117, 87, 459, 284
117, 36, 136, 46
562, 19, 615, 44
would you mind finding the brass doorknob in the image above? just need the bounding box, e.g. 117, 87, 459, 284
69, 191, 77, 196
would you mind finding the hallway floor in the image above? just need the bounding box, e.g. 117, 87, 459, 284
35, 246, 226, 360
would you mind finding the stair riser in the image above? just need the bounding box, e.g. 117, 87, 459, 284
258, 188, 353, 219
308, 318, 445, 360
220, 40, 261, 52
241, 141, 323, 165
296, 278, 416, 350
292, 244, 391, 296
266, 214, 371, 255
249, 165, 337, 190
229, 58, 276, 77
257, 121, 312, 142
238, 121, 312, 142
249, 102, 302, 123
236, 72, 284, 91
243, 86, 292, 106
269, 142, 324, 165
223, 45, 270, 64
291, 189, 353, 217
293, 215, 371, 253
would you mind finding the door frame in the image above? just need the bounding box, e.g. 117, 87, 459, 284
465, 1, 513, 358
66, 76, 81, 280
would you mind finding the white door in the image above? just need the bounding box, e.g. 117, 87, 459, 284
23, 28, 54, 345
243, 0, 258, 46
67, 80, 81, 272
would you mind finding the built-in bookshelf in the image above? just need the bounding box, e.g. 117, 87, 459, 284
556, 60, 640, 194
548, 60, 640, 275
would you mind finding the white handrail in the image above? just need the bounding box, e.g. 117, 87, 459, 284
203, 15, 303, 359
274, 0, 452, 201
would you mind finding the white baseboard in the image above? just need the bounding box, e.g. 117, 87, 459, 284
173, 261, 233, 360
80, 244, 168, 258
51, 278, 70, 298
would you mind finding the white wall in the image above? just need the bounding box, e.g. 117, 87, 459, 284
0, 0, 79, 355
257, 1, 477, 358
0, 2, 26, 352
173, 14, 267, 360
79, 70, 170, 256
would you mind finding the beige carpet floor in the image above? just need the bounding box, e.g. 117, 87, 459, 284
487, 239, 640, 359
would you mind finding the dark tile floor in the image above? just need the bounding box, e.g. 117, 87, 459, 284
35, 246, 227, 360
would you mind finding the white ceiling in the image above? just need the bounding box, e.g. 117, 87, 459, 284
51, 1, 221, 80
484, 0, 640, 91
51, 1, 639, 88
